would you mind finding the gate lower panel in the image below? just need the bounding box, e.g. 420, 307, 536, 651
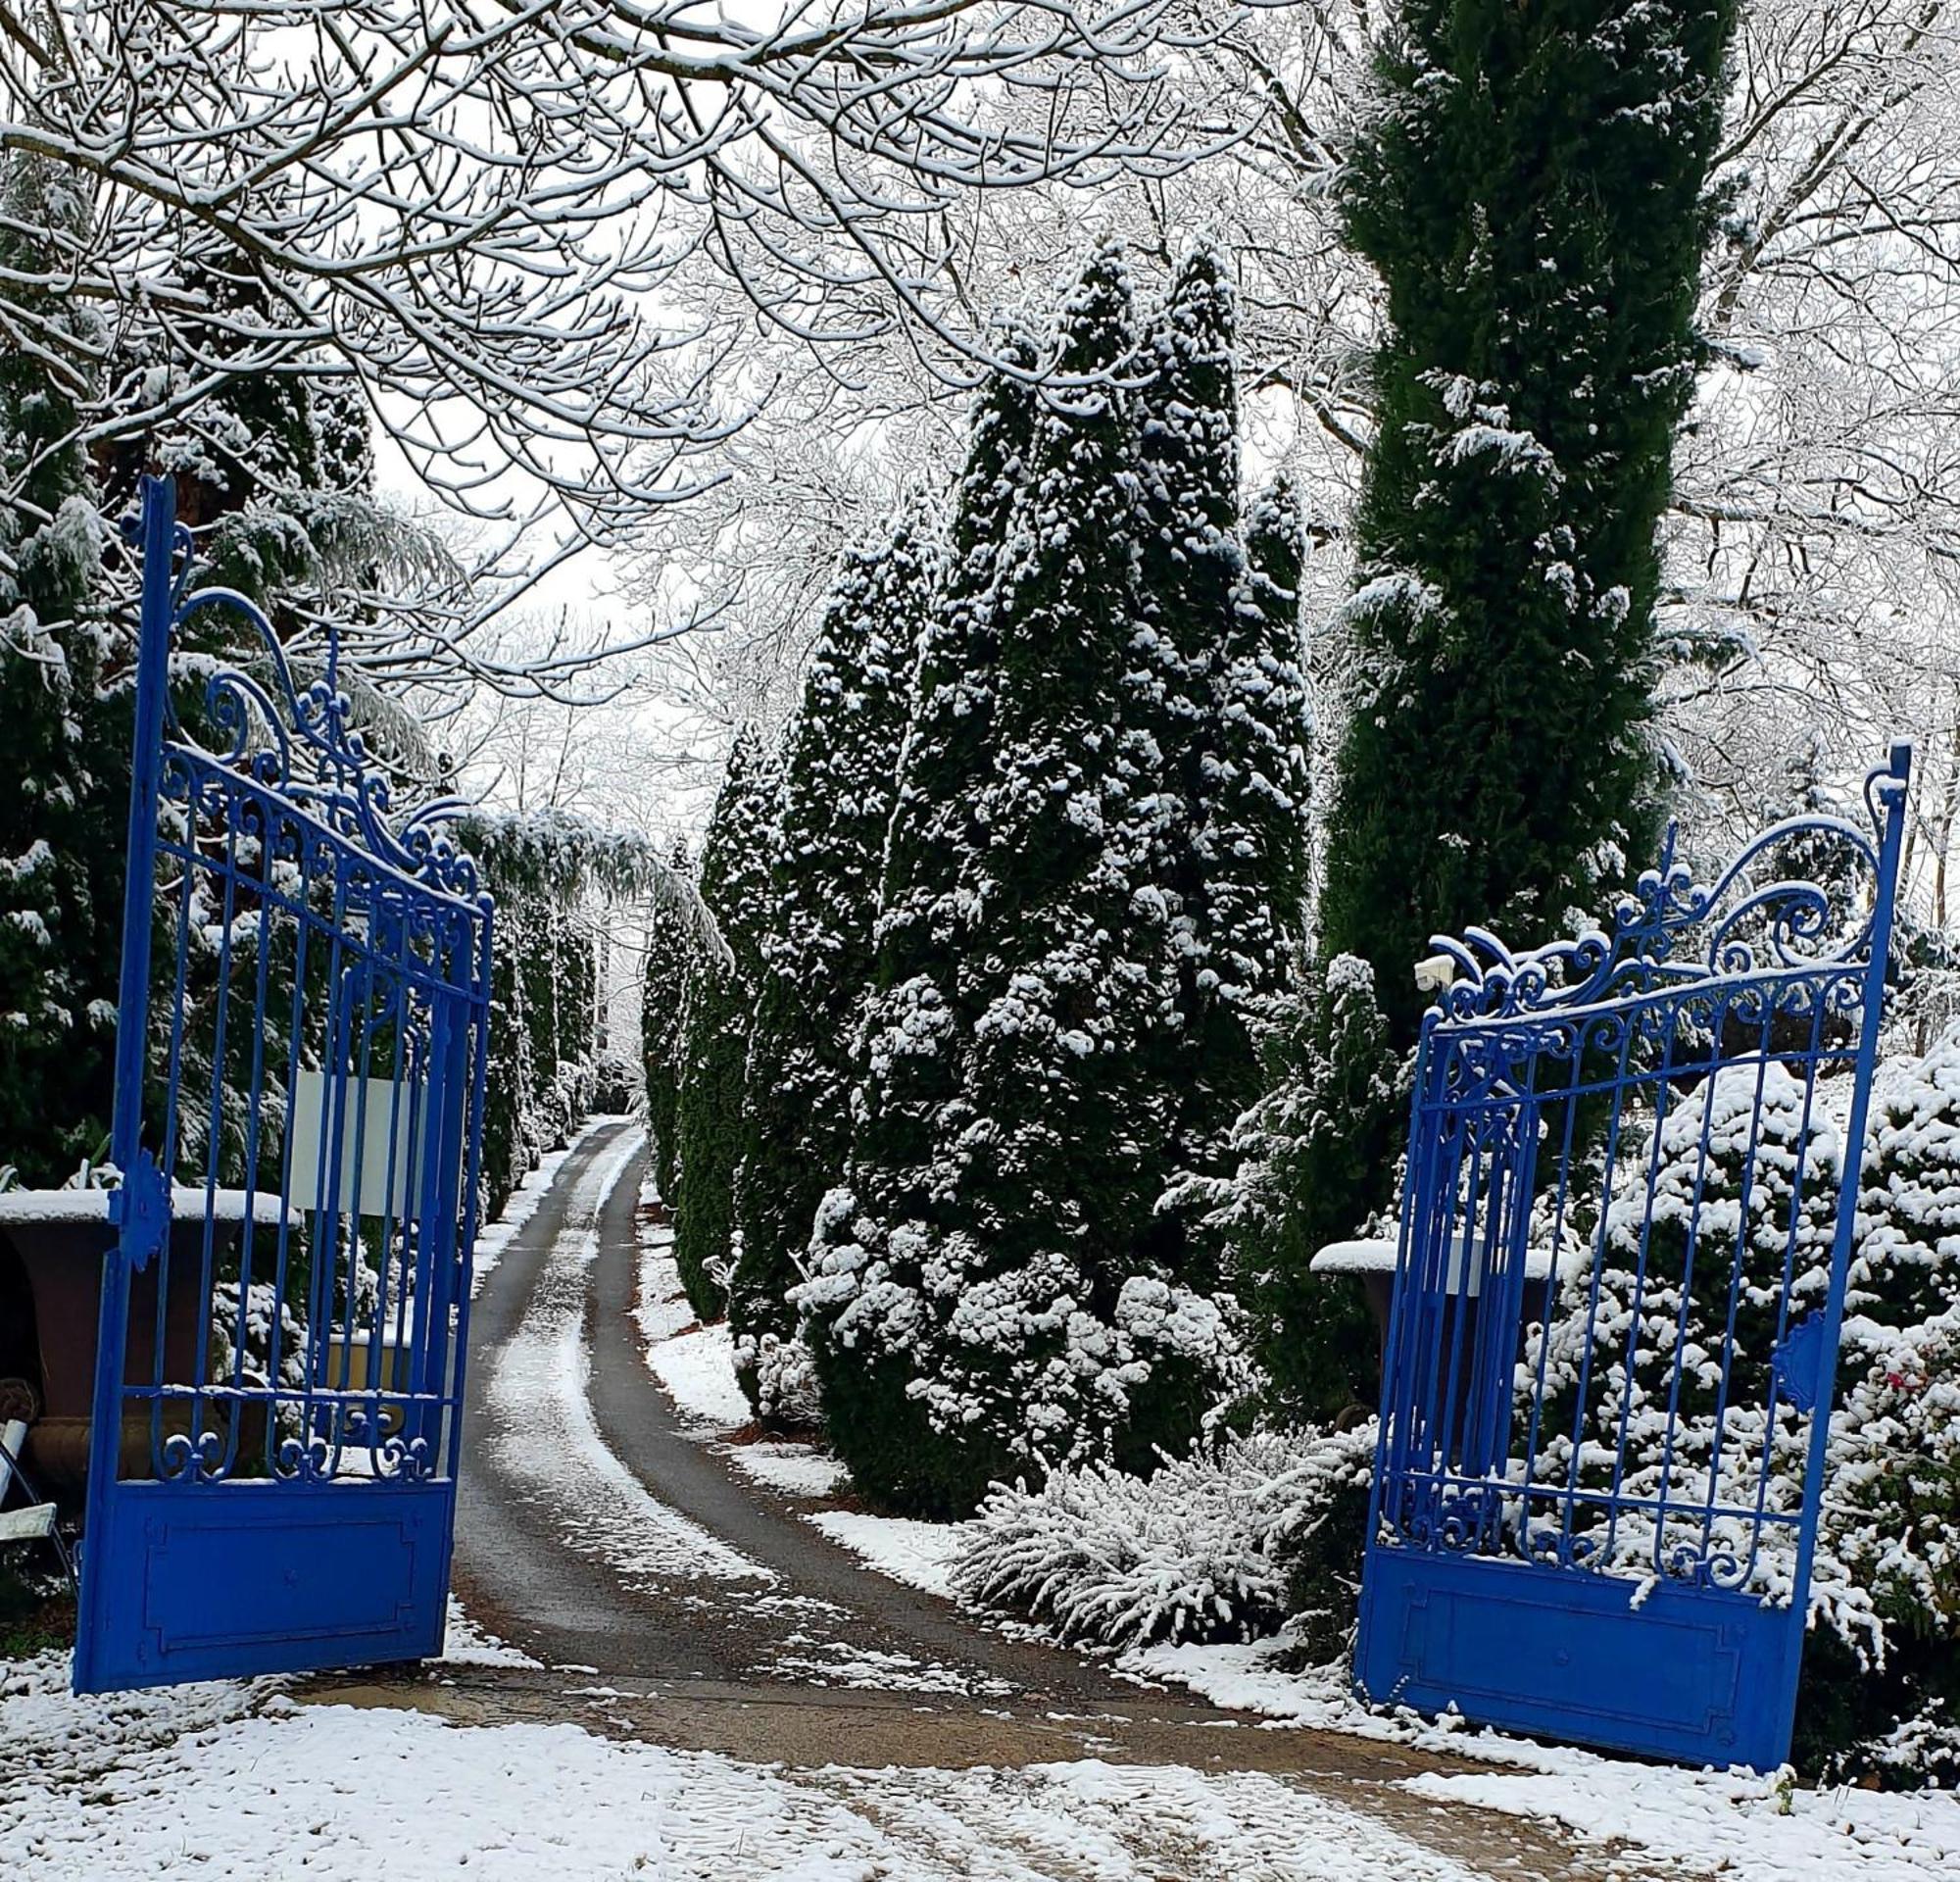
74, 1479, 452, 1692
1356, 1547, 1795, 1769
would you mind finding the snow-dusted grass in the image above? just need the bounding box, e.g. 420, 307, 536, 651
632, 1216, 753, 1429
471, 1113, 623, 1299
649, 1321, 752, 1430
0, 1652, 1488, 1880
484, 1127, 769, 1587
806, 1511, 969, 1600
730, 1443, 853, 1498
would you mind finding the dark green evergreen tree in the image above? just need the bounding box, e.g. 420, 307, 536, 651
730, 520, 934, 1417
799, 328, 1040, 1498
1320, 0, 1741, 1060
670, 726, 780, 1322
1132, 253, 1313, 1230
0, 154, 122, 1185
641, 837, 693, 1208
808, 245, 1243, 1514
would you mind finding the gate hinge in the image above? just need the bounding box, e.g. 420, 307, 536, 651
108, 1149, 171, 1273
1771, 1312, 1830, 1414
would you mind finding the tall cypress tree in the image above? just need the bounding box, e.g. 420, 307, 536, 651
670, 726, 780, 1321
799, 329, 1040, 1498
1204, 475, 1313, 1020
730, 520, 935, 1413
808, 245, 1244, 1514
641, 837, 693, 1208
1132, 255, 1312, 1222
1319, 0, 1740, 1056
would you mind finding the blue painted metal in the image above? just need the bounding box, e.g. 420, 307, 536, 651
1355, 744, 1913, 1770
73, 475, 493, 1695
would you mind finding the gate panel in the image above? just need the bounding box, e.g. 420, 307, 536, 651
73, 477, 492, 1694
1356, 745, 1911, 1769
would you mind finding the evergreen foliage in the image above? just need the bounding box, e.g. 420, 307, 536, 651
1172, 954, 1400, 1424
1319, 0, 1741, 1056
798, 329, 1041, 1499
671, 726, 780, 1322
803, 246, 1241, 1514
642, 837, 694, 1206
0, 155, 122, 1185
731, 520, 934, 1415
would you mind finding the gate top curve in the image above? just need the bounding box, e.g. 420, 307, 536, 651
1419, 742, 1911, 1028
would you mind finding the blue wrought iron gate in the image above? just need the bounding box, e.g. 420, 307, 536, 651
73, 477, 493, 1694
1355, 745, 1912, 1769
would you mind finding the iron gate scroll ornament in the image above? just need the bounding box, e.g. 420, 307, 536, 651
72, 477, 494, 1694
1355, 744, 1911, 1770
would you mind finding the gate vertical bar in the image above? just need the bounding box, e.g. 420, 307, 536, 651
1769, 739, 1912, 1758
74, 475, 177, 1694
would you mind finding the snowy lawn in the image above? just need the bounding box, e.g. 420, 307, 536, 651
0, 1653, 1483, 1881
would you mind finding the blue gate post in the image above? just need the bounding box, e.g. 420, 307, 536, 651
73, 477, 179, 1694
1356, 743, 1913, 1770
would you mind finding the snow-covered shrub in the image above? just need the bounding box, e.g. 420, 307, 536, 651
1523, 1025, 1960, 1778
734, 1330, 824, 1431
953, 1424, 1376, 1651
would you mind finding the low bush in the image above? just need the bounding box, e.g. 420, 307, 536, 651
953, 1423, 1375, 1651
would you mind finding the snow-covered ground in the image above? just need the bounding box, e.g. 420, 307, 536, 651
806, 1509, 967, 1599
620, 1244, 1960, 1877
0, 1653, 1493, 1882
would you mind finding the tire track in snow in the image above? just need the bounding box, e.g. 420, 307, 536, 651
483, 1126, 770, 1589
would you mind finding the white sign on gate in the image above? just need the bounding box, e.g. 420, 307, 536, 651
286, 1068, 428, 1218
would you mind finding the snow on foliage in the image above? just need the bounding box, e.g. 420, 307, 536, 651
732, 519, 937, 1419
1514, 1026, 1960, 1774
955, 1425, 1376, 1650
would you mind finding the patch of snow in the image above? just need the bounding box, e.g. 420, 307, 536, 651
0, 1656, 1486, 1880
483, 1127, 768, 1587
471, 1114, 623, 1298
766, 1634, 1012, 1699
632, 1221, 698, 1346
441, 1597, 541, 1669
632, 1221, 753, 1430
728, 1442, 851, 1498
1406, 1759, 1960, 1882
807, 1511, 970, 1601
650, 1322, 752, 1431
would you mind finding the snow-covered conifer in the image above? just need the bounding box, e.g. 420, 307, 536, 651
671, 727, 780, 1320
1129, 245, 1250, 1177
731, 520, 936, 1414
642, 838, 694, 1207
1320, 0, 1741, 1056
0, 155, 121, 1183
799, 329, 1041, 1496
807, 245, 1239, 1513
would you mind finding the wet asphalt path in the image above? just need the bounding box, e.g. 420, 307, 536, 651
453, 1117, 1149, 1703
